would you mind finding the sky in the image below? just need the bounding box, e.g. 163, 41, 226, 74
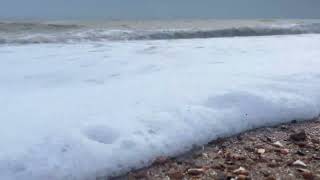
1, 0, 320, 20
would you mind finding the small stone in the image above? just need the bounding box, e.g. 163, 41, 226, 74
207, 169, 218, 178
313, 154, 320, 160
297, 150, 306, 156
265, 136, 273, 142
280, 148, 289, 155
187, 168, 205, 176
168, 170, 184, 180
237, 174, 248, 180
227, 173, 236, 180
273, 141, 284, 148
290, 130, 307, 141
292, 160, 307, 167
297, 168, 310, 173
289, 173, 295, 177
233, 167, 249, 176
261, 135, 273, 142
301, 170, 314, 180
225, 160, 235, 165
257, 148, 266, 155
231, 154, 246, 160
202, 153, 209, 159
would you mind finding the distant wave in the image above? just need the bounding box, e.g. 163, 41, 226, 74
0, 22, 82, 32
1, 22, 320, 44
134, 23, 320, 40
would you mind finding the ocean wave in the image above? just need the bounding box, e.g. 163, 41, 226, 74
1, 22, 320, 44
0, 22, 82, 32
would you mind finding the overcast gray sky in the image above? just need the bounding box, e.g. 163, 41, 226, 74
1, 0, 320, 20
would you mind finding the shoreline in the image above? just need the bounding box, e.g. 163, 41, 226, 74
110, 118, 320, 180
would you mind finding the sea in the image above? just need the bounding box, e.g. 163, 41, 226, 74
1, 19, 320, 44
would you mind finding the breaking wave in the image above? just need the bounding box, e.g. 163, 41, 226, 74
1, 22, 320, 44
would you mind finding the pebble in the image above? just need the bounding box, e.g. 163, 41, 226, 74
293, 160, 307, 167
280, 148, 289, 155
297, 168, 310, 173
237, 174, 249, 180
290, 130, 307, 141
273, 141, 284, 148
257, 148, 265, 154
313, 155, 320, 160
202, 153, 209, 159
187, 168, 205, 176
167, 169, 184, 179
302, 171, 314, 180
233, 167, 249, 176
297, 150, 306, 156
231, 154, 246, 160
207, 169, 218, 177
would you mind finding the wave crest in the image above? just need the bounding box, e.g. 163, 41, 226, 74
1, 23, 320, 44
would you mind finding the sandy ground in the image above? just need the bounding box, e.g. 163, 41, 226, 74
110, 118, 320, 180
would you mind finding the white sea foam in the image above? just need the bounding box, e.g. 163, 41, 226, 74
0, 34, 320, 179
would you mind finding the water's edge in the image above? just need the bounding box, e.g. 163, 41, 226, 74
109, 116, 320, 180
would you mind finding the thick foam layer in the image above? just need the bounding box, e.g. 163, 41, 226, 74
1, 20, 320, 44
1, 35, 320, 180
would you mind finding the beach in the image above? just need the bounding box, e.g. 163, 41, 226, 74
1, 20, 320, 180
113, 118, 320, 180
